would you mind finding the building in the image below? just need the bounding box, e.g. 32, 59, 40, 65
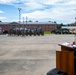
0, 22, 57, 32
61, 23, 76, 33
69, 22, 76, 26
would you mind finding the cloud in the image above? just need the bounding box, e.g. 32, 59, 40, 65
0, 0, 76, 11
0, 10, 6, 21
0, 16, 6, 20
0, 0, 61, 10
67, 0, 76, 5
0, 0, 20, 4
22, 10, 49, 19
21, 3, 76, 23
0, 0, 76, 24
0, 10, 4, 13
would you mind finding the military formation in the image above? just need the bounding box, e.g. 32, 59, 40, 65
8, 27, 44, 36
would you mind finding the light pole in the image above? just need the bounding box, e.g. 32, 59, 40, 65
75, 17, 76, 23
18, 8, 21, 29
26, 16, 28, 24
23, 17, 24, 29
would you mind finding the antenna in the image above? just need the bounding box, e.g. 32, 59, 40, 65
23, 17, 24, 24
23, 17, 24, 28
26, 16, 27, 24
75, 17, 76, 23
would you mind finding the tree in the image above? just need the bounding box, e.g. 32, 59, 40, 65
29, 20, 32, 22
60, 23, 63, 26
48, 21, 51, 22
54, 21, 57, 24
36, 21, 38, 22
0, 20, 2, 22
57, 23, 64, 29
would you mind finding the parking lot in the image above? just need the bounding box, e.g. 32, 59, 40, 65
0, 34, 74, 75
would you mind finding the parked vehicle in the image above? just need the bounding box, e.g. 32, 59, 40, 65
55, 29, 61, 34
51, 28, 71, 34
61, 29, 70, 34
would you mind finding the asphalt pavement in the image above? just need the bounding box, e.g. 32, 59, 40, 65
0, 34, 74, 75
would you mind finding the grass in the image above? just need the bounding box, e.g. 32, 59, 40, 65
44, 31, 51, 34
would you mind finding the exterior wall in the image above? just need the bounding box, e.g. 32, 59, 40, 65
0, 24, 57, 31
69, 23, 76, 26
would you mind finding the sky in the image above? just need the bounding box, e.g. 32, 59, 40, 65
0, 0, 76, 24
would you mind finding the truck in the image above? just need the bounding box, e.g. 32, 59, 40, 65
51, 28, 71, 34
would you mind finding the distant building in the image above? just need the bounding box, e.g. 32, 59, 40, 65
62, 26, 76, 29
62, 23, 76, 29
0, 22, 57, 31
69, 22, 76, 26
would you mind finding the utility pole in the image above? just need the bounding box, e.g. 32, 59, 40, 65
26, 16, 27, 24
75, 17, 76, 24
23, 17, 24, 29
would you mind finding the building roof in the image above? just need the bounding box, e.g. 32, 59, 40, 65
0, 21, 56, 25
62, 26, 76, 29
22, 22, 56, 24
0, 22, 9, 24
9, 22, 18, 24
